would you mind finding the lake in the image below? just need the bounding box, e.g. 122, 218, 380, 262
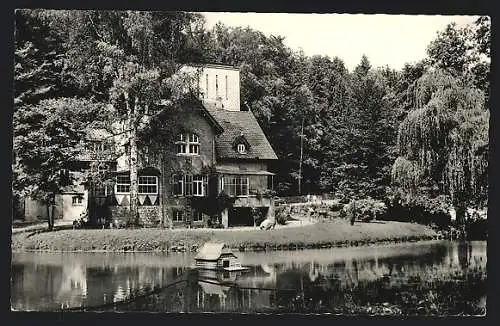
11, 240, 487, 315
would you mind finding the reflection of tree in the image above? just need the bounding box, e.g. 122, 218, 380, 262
10, 263, 64, 311
458, 242, 470, 269
85, 266, 116, 306
12, 242, 487, 313
57, 264, 87, 308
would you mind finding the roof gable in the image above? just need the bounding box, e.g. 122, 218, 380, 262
232, 134, 251, 151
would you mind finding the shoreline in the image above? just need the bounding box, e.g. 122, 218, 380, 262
11, 220, 440, 253
11, 236, 439, 254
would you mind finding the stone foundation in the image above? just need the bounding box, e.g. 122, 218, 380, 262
110, 205, 161, 227
138, 206, 162, 227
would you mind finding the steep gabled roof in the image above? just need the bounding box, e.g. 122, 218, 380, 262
203, 104, 278, 161
191, 102, 225, 135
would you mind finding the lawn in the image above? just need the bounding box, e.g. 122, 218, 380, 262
11, 219, 438, 252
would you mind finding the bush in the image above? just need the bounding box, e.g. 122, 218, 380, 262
384, 194, 452, 228
329, 200, 345, 212
343, 198, 387, 222
275, 206, 290, 225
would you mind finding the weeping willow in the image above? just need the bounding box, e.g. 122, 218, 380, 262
392, 69, 489, 223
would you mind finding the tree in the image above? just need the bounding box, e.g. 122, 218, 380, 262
13, 98, 108, 229
426, 19, 490, 96
13, 10, 203, 226
58, 10, 203, 222
14, 9, 71, 108
426, 23, 474, 77
392, 69, 488, 224
322, 56, 397, 199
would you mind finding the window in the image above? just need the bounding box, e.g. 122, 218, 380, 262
72, 196, 83, 206
173, 210, 184, 222
205, 74, 209, 98
171, 174, 208, 197
176, 133, 200, 155
116, 175, 131, 193
223, 176, 249, 197
116, 175, 158, 194
138, 176, 158, 194
94, 185, 107, 197
215, 74, 219, 97
192, 175, 208, 196
185, 174, 193, 196
237, 143, 246, 154
143, 146, 151, 164
86, 141, 104, 152
225, 75, 228, 100
172, 174, 184, 196
193, 211, 203, 222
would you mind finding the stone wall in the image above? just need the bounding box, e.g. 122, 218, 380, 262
110, 206, 133, 226
110, 205, 161, 227
138, 206, 162, 227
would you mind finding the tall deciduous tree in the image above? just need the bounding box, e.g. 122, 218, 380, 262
13, 98, 108, 229
13, 10, 202, 225
392, 69, 488, 223
59, 10, 202, 222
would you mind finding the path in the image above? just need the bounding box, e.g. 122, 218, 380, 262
12, 220, 74, 235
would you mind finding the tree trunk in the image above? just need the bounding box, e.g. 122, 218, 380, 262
298, 115, 304, 195
50, 201, 55, 230
46, 195, 55, 231
130, 123, 139, 225
46, 203, 52, 231
454, 202, 467, 225
125, 92, 139, 226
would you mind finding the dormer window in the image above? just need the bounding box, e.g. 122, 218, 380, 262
176, 133, 200, 155
233, 134, 250, 154
237, 143, 246, 154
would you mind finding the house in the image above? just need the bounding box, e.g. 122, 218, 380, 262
106, 63, 278, 228
19, 129, 116, 222
17, 63, 278, 228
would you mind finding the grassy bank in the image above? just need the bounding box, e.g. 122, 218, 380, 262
11, 220, 438, 252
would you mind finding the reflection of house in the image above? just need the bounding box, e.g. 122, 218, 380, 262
195, 274, 269, 312
20, 129, 117, 222
57, 264, 88, 307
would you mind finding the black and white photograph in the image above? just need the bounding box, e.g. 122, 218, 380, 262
10, 10, 489, 316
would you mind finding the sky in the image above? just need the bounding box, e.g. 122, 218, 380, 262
201, 13, 479, 71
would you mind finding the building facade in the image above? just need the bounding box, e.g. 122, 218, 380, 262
18, 64, 277, 227
107, 63, 278, 228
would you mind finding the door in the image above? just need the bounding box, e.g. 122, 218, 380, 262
228, 207, 253, 227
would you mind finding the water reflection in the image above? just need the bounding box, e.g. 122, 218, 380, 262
11, 241, 487, 314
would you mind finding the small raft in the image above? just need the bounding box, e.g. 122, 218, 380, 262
193, 242, 248, 271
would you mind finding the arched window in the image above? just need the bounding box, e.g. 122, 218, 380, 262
176, 133, 200, 155
237, 143, 246, 154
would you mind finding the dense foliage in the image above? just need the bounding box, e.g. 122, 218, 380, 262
12, 11, 489, 226
342, 198, 388, 222
391, 18, 490, 223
